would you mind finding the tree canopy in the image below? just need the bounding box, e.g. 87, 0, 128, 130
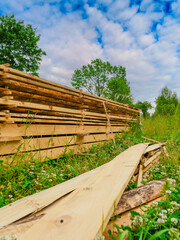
155, 86, 179, 115
71, 59, 133, 105
104, 77, 133, 105
134, 101, 152, 118
0, 14, 46, 75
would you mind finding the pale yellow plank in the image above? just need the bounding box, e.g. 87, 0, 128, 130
19, 143, 148, 240
0, 123, 128, 137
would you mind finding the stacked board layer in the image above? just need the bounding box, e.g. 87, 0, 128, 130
0, 64, 140, 162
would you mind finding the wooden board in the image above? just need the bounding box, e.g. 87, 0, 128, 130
144, 151, 162, 168
18, 143, 147, 240
0, 165, 103, 227
114, 180, 165, 215
0, 66, 139, 114
144, 144, 162, 154
0, 180, 164, 239
0, 141, 115, 163
137, 164, 143, 187
0, 123, 128, 137
0, 133, 117, 155
104, 197, 162, 239
0, 98, 136, 121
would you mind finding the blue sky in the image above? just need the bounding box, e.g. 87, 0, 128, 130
0, 0, 180, 108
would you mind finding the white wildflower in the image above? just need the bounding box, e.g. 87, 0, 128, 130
168, 228, 180, 239
134, 215, 143, 224
157, 218, 165, 224
162, 210, 167, 214
161, 172, 166, 176
167, 208, 174, 214
51, 173, 57, 178
171, 218, 178, 225
152, 201, 158, 207
8, 195, 13, 198
165, 190, 171, 195
95, 234, 105, 240
171, 201, 180, 210
159, 213, 167, 219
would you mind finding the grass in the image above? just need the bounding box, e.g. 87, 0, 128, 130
0, 113, 179, 239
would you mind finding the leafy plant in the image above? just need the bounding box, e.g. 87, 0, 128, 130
0, 14, 46, 75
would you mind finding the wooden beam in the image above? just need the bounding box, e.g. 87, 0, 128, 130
0, 123, 128, 137
144, 151, 162, 168
114, 179, 165, 216
144, 143, 163, 154
0, 133, 117, 155
137, 164, 143, 187
0, 68, 139, 114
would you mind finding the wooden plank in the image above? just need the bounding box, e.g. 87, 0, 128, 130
0, 165, 103, 227
0, 81, 137, 117
0, 141, 114, 163
0, 136, 22, 143
0, 133, 117, 155
143, 155, 161, 172
0, 123, 128, 137
0, 68, 139, 114
18, 143, 148, 240
144, 151, 162, 168
0, 116, 129, 126
137, 164, 143, 187
141, 136, 163, 144
163, 146, 169, 157
144, 144, 162, 154
0, 98, 134, 121
114, 180, 165, 216
104, 197, 162, 239
0, 179, 164, 239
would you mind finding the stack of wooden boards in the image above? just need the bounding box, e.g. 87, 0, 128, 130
0, 64, 140, 162
0, 142, 166, 240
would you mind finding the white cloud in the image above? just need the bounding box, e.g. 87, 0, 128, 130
0, 0, 179, 106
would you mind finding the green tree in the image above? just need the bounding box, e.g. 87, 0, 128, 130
155, 86, 179, 115
0, 14, 46, 74
71, 59, 133, 105
135, 101, 152, 118
104, 77, 133, 105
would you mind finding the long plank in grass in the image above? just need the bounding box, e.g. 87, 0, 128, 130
114, 179, 165, 216
19, 143, 148, 240
0, 179, 164, 239
0, 165, 103, 227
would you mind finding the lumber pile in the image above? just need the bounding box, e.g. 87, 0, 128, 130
0, 64, 140, 162
132, 142, 165, 187
0, 143, 167, 240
